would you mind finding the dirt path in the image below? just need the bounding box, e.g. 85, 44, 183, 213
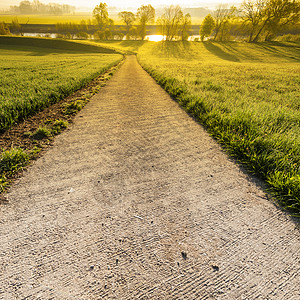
0, 55, 299, 299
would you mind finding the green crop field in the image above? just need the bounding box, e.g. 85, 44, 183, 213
0, 36, 122, 130
0, 14, 93, 24
133, 41, 300, 213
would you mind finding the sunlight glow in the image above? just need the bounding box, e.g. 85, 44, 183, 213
146, 35, 164, 42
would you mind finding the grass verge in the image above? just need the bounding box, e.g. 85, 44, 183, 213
0, 36, 122, 131
0, 148, 30, 193
0, 56, 124, 195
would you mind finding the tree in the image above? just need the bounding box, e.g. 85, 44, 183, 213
136, 4, 155, 40
128, 26, 139, 40
76, 32, 89, 39
0, 22, 11, 35
93, 2, 116, 39
200, 14, 215, 41
213, 4, 236, 41
10, 17, 21, 34
115, 28, 124, 40
158, 5, 183, 41
264, 0, 300, 40
241, 0, 299, 41
118, 11, 136, 38
179, 13, 192, 41
79, 20, 88, 32
241, 0, 269, 41
93, 2, 109, 31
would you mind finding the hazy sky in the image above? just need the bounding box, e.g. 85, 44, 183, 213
0, 0, 242, 11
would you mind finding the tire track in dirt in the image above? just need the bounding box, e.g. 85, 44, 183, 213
0, 55, 299, 299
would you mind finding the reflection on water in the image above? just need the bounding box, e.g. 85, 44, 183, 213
22, 33, 201, 42
24, 33, 56, 38
146, 35, 201, 42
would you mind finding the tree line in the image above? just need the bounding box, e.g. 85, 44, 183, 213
82, 0, 300, 41
1, 1, 299, 42
200, 0, 300, 42
8, 0, 75, 15
83, 3, 191, 41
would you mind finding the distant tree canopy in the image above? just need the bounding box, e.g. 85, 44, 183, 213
9, 0, 75, 15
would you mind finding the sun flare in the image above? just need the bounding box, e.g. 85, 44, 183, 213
146, 35, 164, 42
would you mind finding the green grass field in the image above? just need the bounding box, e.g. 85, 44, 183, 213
83, 40, 148, 54
0, 36, 122, 130
1, 37, 299, 214
134, 41, 300, 213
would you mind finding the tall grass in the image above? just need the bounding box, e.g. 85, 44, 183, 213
137, 41, 300, 214
0, 148, 30, 192
0, 37, 122, 130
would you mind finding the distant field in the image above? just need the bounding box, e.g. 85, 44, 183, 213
0, 36, 122, 130
0, 14, 93, 24
0, 13, 128, 25
134, 41, 300, 213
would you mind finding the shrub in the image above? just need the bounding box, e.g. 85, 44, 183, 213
64, 100, 84, 115
51, 119, 68, 134
32, 127, 52, 140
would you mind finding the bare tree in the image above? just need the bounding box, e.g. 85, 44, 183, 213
158, 5, 183, 41
213, 4, 236, 41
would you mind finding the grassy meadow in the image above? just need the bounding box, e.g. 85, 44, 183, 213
0, 36, 122, 130
135, 41, 300, 213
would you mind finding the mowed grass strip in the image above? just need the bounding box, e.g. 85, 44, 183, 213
137, 41, 300, 214
0, 36, 122, 130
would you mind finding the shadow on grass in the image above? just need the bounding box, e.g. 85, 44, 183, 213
119, 40, 147, 52
203, 42, 240, 62
0, 36, 119, 55
156, 41, 193, 59
255, 41, 300, 61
